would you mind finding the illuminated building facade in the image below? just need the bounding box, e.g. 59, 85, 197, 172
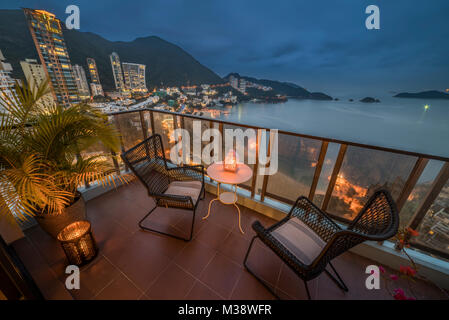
122, 62, 147, 93
90, 83, 104, 96
20, 58, 46, 89
86, 58, 104, 96
20, 58, 55, 104
72, 64, 90, 100
86, 58, 101, 84
0, 50, 16, 111
109, 52, 126, 93
23, 8, 79, 106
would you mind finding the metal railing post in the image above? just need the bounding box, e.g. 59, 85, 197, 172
396, 157, 429, 211
260, 129, 271, 202
308, 141, 329, 201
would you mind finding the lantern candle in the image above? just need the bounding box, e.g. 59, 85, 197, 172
223, 149, 238, 172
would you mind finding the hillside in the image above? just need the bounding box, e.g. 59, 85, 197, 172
0, 9, 223, 91
224, 73, 332, 100
394, 90, 449, 100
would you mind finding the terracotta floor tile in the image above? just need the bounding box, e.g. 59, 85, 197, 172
69, 256, 120, 300
185, 281, 223, 300
194, 220, 231, 250
103, 232, 172, 292
217, 231, 251, 265
230, 270, 276, 300
146, 263, 196, 299
94, 273, 143, 300
243, 238, 282, 287
199, 253, 242, 299
174, 240, 217, 277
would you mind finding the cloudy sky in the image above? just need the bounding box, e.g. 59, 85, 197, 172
2, 0, 449, 96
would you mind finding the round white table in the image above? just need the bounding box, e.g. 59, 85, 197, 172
203, 162, 253, 234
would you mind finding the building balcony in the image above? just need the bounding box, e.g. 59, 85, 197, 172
4, 108, 449, 300
10, 181, 448, 300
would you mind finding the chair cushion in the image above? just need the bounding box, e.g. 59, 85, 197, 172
164, 180, 202, 204
271, 217, 327, 266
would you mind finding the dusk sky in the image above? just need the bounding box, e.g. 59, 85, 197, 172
2, 0, 449, 96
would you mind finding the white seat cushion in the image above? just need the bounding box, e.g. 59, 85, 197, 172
164, 180, 202, 203
271, 217, 326, 265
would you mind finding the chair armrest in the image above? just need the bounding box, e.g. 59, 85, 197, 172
290, 196, 341, 242
167, 165, 205, 184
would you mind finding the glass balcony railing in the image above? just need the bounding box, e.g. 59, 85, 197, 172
100, 108, 449, 262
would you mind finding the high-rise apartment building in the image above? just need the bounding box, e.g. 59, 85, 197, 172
122, 62, 147, 93
90, 83, 104, 97
20, 58, 54, 104
72, 64, 90, 100
86, 58, 101, 84
23, 8, 79, 106
229, 75, 239, 90
239, 79, 246, 93
0, 50, 16, 110
86, 58, 104, 97
109, 52, 126, 93
20, 58, 46, 89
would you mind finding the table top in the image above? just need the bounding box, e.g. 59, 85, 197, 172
207, 162, 253, 185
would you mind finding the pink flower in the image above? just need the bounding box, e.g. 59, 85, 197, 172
393, 288, 407, 300
399, 266, 417, 277
390, 274, 398, 280
379, 266, 386, 274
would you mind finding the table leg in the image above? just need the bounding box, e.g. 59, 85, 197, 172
203, 182, 220, 220
233, 203, 244, 234
203, 197, 218, 220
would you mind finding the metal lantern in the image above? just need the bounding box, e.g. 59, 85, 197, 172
223, 149, 238, 172
57, 220, 97, 266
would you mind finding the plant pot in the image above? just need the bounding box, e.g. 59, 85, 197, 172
35, 196, 87, 239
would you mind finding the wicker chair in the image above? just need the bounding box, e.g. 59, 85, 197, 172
121, 134, 205, 241
244, 189, 399, 299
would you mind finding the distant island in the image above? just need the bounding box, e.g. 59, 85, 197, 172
360, 97, 380, 103
394, 90, 449, 100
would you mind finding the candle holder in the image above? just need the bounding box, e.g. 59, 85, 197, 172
57, 220, 97, 266
223, 149, 238, 172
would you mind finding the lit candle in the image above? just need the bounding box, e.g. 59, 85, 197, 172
223, 149, 238, 172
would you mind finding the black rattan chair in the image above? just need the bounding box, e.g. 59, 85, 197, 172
121, 134, 205, 241
244, 189, 399, 299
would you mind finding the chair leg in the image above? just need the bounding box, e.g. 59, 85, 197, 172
200, 187, 206, 200
324, 261, 349, 292
139, 205, 195, 242
303, 280, 311, 300
243, 236, 280, 300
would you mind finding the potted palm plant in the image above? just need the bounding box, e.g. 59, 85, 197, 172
0, 81, 129, 238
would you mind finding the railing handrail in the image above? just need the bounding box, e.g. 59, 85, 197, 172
107, 107, 449, 163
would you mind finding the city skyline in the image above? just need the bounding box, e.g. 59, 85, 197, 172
1, 1, 448, 96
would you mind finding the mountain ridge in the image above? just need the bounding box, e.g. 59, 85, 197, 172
0, 9, 223, 91
224, 73, 333, 100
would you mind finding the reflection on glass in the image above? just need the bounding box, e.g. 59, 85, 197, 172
327, 146, 416, 220
414, 177, 449, 255
313, 142, 340, 207
265, 134, 321, 202
400, 160, 444, 227
115, 113, 144, 151
153, 112, 175, 159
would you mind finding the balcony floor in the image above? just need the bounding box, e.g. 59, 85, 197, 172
12, 180, 448, 300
